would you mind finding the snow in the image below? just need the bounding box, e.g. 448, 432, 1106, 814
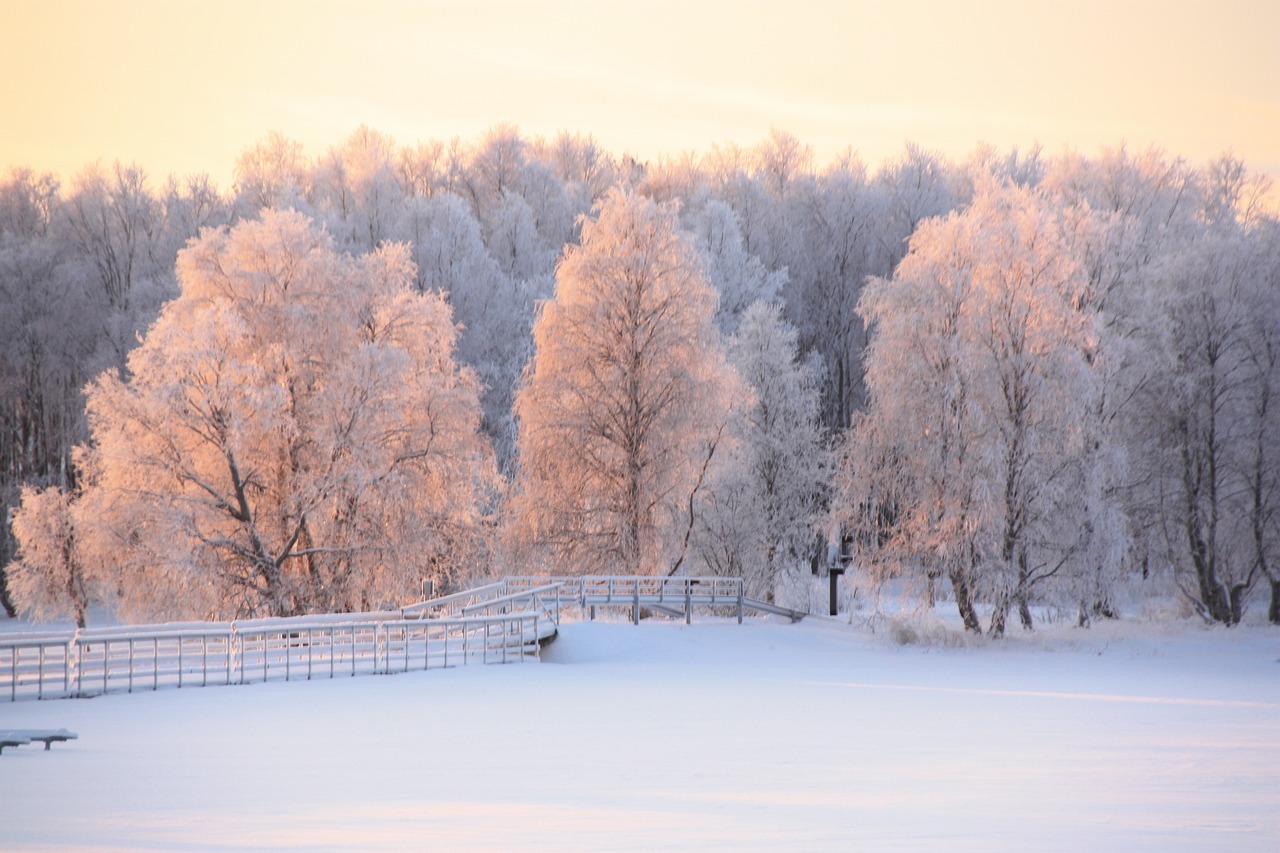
1, 611, 1277, 851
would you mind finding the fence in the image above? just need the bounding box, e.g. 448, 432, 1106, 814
0, 612, 545, 702
402, 581, 567, 625
0, 574, 803, 703
503, 575, 746, 624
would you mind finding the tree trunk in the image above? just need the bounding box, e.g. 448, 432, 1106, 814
63, 535, 87, 629
1229, 582, 1251, 627
987, 603, 1007, 638
1189, 518, 1234, 624
1269, 576, 1280, 626
1016, 550, 1033, 630
0, 566, 16, 618
948, 565, 981, 633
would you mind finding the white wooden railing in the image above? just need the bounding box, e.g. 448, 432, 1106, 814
403, 581, 567, 625
0, 574, 803, 703
0, 611, 545, 702
399, 582, 508, 618
503, 575, 746, 624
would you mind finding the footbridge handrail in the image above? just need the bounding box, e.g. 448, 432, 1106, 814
460, 583, 566, 624
1, 574, 804, 703
502, 574, 806, 623
501, 575, 751, 625
400, 581, 509, 618
0, 610, 547, 703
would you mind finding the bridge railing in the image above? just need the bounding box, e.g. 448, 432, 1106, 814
460, 583, 566, 625
578, 575, 743, 603
501, 575, 743, 604
0, 612, 542, 703
1, 574, 792, 702
499, 577, 583, 613
400, 581, 509, 618
501, 575, 746, 623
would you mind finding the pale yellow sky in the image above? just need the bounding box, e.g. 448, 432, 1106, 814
2, 0, 1277, 189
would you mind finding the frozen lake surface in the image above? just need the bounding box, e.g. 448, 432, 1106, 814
1, 611, 1277, 851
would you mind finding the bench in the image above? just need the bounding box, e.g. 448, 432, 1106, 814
0, 728, 78, 753
0, 734, 30, 754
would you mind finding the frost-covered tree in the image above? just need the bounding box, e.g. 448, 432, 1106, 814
232, 131, 312, 219
873, 143, 964, 271
787, 157, 884, 427
392, 192, 531, 472
1237, 224, 1280, 623
697, 302, 826, 603
838, 181, 1108, 635
314, 125, 402, 250
0, 165, 188, 618
508, 189, 742, 576
26, 211, 495, 621
461, 124, 529, 223
1137, 228, 1275, 624
691, 200, 785, 335
7, 484, 92, 627
533, 131, 617, 217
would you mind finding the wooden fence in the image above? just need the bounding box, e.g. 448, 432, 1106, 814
1, 611, 546, 702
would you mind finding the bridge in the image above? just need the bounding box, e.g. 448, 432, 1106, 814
0, 576, 804, 702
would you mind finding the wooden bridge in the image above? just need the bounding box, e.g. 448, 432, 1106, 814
0, 576, 804, 702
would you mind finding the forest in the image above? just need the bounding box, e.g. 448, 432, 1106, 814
1, 126, 1276, 634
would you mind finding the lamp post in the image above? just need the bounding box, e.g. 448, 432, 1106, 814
828, 564, 844, 616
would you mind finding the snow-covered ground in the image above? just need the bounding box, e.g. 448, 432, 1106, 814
1, 610, 1277, 851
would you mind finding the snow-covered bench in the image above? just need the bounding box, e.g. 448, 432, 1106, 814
0, 733, 30, 754
0, 728, 77, 753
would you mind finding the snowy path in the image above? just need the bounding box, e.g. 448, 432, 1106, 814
0, 615, 1276, 851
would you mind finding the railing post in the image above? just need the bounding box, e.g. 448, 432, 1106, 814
375, 623, 383, 675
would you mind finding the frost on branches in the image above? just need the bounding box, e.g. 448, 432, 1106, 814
15, 211, 496, 622
696, 302, 827, 605
8, 484, 92, 627
837, 181, 1121, 636
508, 189, 742, 577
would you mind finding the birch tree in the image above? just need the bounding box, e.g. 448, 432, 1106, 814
1139, 228, 1274, 624
838, 181, 1108, 635
7, 484, 93, 626
22, 211, 495, 621
508, 189, 742, 576
697, 302, 826, 603
691, 200, 785, 335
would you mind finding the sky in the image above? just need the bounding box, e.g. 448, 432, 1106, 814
2, 0, 1277, 192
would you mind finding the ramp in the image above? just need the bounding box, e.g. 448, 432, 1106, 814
740, 598, 806, 623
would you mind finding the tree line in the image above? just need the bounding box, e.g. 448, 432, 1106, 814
2, 126, 1276, 632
